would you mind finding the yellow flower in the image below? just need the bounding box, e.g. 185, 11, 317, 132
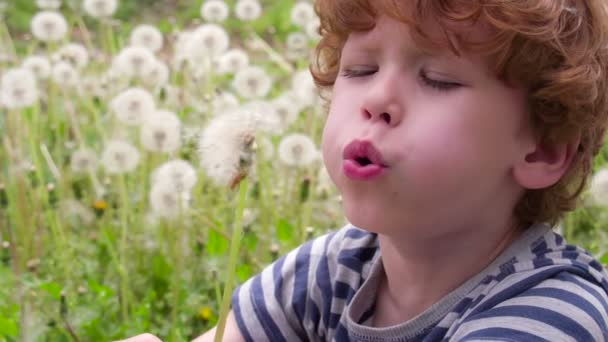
92, 200, 108, 210
199, 306, 213, 320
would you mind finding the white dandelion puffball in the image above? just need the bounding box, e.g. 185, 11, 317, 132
70, 147, 97, 173
241, 100, 281, 134
198, 110, 261, 186
201, 0, 229, 22
211, 91, 240, 115
590, 168, 608, 206
101, 140, 140, 174
53, 43, 89, 69
233, 66, 272, 99
290, 2, 316, 28
185, 24, 230, 63
30, 11, 68, 42
83, 0, 118, 18
272, 94, 300, 130
218, 49, 250, 74
22, 55, 51, 79
130, 24, 164, 53
110, 87, 155, 126
278, 133, 318, 167
0, 68, 38, 110
292, 69, 319, 107
140, 110, 182, 153
305, 18, 321, 40
152, 159, 197, 192
113, 45, 156, 79
149, 182, 191, 219
286, 32, 309, 51
235, 0, 262, 21
36, 0, 62, 10
141, 59, 170, 88
51, 61, 80, 87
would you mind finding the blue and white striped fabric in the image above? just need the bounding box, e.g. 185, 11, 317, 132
231, 223, 608, 341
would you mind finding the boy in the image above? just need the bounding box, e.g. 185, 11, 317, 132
127, 0, 608, 340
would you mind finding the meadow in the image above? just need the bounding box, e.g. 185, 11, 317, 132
1, 0, 607, 341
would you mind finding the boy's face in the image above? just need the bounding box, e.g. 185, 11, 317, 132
321, 15, 535, 237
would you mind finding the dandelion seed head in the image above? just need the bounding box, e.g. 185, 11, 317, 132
51, 61, 80, 87
141, 59, 170, 88
290, 2, 315, 28
22, 55, 52, 79
53, 43, 89, 69
36, 0, 62, 10
292, 69, 319, 108
278, 133, 318, 167
201, 0, 229, 23
233, 66, 272, 99
286, 32, 308, 52
590, 168, 608, 206
185, 24, 230, 64
130, 24, 164, 53
305, 17, 321, 40
0, 67, 38, 109
272, 93, 300, 130
83, 0, 118, 18
140, 110, 182, 153
218, 48, 249, 74
211, 91, 240, 115
149, 182, 191, 219
241, 100, 281, 134
235, 0, 262, 22
30, 10, 68, 42
70, 147, 97, 173
110, 87, 156, 126
101, 139, 141, 174
113, 46, 156, 79
152, 159, 197, 192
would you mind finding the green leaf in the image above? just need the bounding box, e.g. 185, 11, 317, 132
39, 282, 62, 300
236, 263, 253, 283
206, 229, 229, 256
0, 316, 18, 337
276, 219, 294, 242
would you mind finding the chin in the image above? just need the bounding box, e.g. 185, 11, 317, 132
342, 195, 393, 234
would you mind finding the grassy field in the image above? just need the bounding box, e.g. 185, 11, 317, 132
1, 0, 608, 341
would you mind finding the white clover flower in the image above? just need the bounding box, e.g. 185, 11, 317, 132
590, 168, 608, 206
290, 2, 316, 28
151, 159, 197, 192
110, 87, 155, 126
141, 59, 169, 88
140, 110, 182, 153
278, 133, 317, 167
30, 11, 68, 42
22, 55, 51, 79
101, 139, 140, 174
234, 0, 262, 21
272, 94, 300, 130
198, 110, 261, 186
53, 43, 89, 69
185, 24, 230, 64
70, 147, 97, 173
305, 17, 321, 40
292, 69, 319, 108
83, 0, 118, 18
36, 0, 61, 10
218, 48, 250, 74
149, 181, 191, 219
113, 45, 156, 79
51, 61, 80, 87
0, 68, 38, 110
211, 91, 240, 115
201, 0, 229, 22
130, 24, 164, 53
233, 66, 272, 99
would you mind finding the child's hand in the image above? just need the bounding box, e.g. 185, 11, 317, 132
115, 333, 162, 342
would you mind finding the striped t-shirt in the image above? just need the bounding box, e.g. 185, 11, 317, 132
231, 223, 608, 341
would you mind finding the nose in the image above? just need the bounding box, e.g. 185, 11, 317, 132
360, 70, 406, 127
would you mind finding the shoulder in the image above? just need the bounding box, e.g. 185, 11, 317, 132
451, 271, 608, 341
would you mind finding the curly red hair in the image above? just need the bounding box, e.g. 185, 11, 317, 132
310, 0, 608, 229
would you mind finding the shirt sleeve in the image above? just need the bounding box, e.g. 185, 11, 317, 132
231, 230, 341, 342
450, 271, 608, 342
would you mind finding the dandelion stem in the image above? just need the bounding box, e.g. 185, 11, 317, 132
118, 174, 132, 321
214, 180, 249, 342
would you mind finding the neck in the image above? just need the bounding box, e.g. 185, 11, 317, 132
372, 218, 522, 327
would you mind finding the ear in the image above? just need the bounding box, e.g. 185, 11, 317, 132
513, 136, 580, 190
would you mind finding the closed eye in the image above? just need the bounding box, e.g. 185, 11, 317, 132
420, 70, 462, 92
341, 68, 377, 78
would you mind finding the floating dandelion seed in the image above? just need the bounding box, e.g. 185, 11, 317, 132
290, 2, 316, 28
278, 133, 318, 167
53, 43, 89, 69
83, 0, 118, 18
140, 110, 182, 153
30, 10, 68, 42
130, 24, 164, 53
70, 147, 97, 173
218, 48, 250, 74
51, 61, 80, 88
201, 0, 229, 22
233, 66, 272, 99
152, 159, 197, 192
113, 46, 156, 79
36, 0, 62, 10
101, 140, 141, 174
149, 182, 191, 219
110, 87, 156, 126
22, 55, 52, 79
0, 68, 38, 110
198, 110, 260, 187
235, 0, 262, 21
590, 168, 608, 206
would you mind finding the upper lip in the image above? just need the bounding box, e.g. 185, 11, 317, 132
343, 139, 388, 167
